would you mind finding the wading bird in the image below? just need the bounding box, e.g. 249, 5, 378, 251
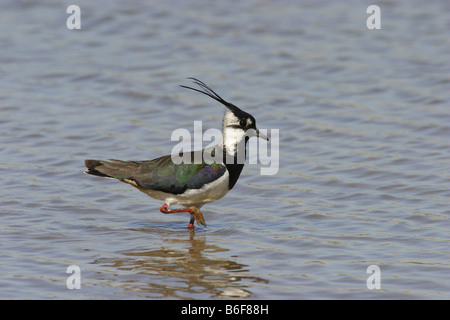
84, 78, 268, 229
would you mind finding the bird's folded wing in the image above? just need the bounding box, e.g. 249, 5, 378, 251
134, 153, 227, 195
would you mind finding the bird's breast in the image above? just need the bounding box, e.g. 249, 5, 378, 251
175, 169, 230, 207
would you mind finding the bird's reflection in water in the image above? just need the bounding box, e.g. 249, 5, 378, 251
92, 226, 268, 299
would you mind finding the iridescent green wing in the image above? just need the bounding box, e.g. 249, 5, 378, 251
135, 151, 226, 195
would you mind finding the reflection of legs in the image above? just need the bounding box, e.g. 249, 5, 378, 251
160, 203, 206, 229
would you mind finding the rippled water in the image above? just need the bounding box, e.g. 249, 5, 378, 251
1, 0, 449, 299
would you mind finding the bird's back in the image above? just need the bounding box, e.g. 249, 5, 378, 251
85, 150, 227, 195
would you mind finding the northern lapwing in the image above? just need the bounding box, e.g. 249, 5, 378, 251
84, 78, 268, 229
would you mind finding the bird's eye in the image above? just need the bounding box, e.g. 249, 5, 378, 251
239, 119, 247, 127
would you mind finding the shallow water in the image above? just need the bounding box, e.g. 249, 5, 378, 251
1, 0, 449, 299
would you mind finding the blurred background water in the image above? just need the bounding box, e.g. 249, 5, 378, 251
0, 0, 449, 299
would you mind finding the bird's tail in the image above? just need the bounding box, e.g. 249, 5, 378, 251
84, 159, 140, 180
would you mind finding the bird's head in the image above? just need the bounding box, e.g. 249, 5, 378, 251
180, 78, 268, 149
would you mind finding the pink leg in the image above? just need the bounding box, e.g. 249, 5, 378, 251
159, 203, 205, 229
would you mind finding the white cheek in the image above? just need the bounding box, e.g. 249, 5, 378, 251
224, 127, 246, 154
222, 111, 247, 153
224, 127, 244, 142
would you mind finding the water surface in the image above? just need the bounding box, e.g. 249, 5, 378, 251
0, 0, 449, 299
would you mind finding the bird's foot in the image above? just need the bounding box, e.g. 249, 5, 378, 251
188, 206, 206, 228
160, 204, 206, 229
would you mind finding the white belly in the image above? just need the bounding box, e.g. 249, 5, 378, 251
141, 170, 230, 208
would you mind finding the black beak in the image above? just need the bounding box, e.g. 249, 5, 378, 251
256, 129, 269, 141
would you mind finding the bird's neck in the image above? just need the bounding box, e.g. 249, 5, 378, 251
220, 127, 248, 190
220, 127, 248, 164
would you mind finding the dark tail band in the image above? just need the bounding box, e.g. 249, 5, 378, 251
84, 159, 110, 177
